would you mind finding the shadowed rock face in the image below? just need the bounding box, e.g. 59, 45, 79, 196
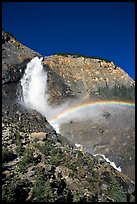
2, 31, 135, 202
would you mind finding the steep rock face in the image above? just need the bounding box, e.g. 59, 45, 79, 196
2, 31, 41, 85
43, 54, 134, 101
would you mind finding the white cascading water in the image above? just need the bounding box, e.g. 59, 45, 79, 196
20, 57, 49, 116
20, 56, 62, 133
93, 154, 121, 172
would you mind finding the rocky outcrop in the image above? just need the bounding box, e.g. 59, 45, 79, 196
42, 54, 135, 102
2, 31, 41, 85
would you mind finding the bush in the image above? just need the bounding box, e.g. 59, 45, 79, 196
32, 177, 55, 202
2, 179, 29, 201
18, 148, 35, 172
104, 173, 127, 202
2, 148, 16, 163
36, 143, 51, 156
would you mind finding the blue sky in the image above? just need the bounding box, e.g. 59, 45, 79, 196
2, 2, 135, 79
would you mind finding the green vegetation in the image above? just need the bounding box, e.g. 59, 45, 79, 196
96, 84, 135, 101
2, 136, 129, 202
73, 192, 81, 202
2, 177, 29, 202
55, 52, 112, 62
18, 148, 36, 172
2, 148, 16, 163
15, 131, 21, 145
32, 176, 55, 202
2, 182, 17, 202
104, 173, 127, 202
36, 142, 52, 156
76, 149, 83, 159
31, 169, 73, 202
36, 139, 94, 178
2, 124, 130, 202
15, 131, 24, 156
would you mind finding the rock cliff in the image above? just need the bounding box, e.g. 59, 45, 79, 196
43, 53, 134, 101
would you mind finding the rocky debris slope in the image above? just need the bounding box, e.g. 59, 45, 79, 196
2, 109, 135, 202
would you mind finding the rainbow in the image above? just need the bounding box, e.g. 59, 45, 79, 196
49, 100, 135, 124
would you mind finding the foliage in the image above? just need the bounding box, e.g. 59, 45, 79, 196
32, 174, 55, 202
33, 167, 67, 202
2, 182, 16, 202
36, 142, 52, 156
104, 173, 127, 202
2, 148, 16, 163
36, 139, 63, 165
73, 192, 81, 202
96, 84, 135, 101
18, 148, 35, 172
15, 131, 25, 156
2, 178, 29, 202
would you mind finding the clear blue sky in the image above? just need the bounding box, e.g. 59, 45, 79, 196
2, 2, 135, 79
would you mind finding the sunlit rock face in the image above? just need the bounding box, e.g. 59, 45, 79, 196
42, 54, 135, 103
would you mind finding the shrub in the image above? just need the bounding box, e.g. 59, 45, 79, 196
2, 179, 29, 201
2, 148, 16, 163
36, 143, 50, 156
32, 177, 55, 202
104, 173, 127, 202
18, 148, 35, 172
